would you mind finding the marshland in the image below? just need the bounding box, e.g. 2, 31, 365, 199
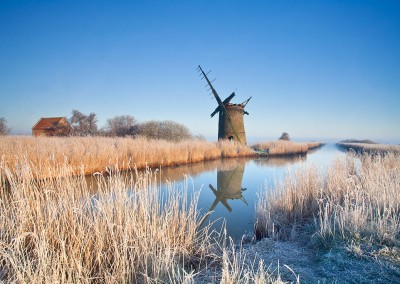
1, 136, 399, 283
2, 1, 400, 283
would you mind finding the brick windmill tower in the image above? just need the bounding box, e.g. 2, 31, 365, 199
197, 65, 251, 145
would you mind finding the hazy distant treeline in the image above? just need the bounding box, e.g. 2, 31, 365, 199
0, 117, 10, 136
1, 110, 197, 142
69, 109, 194, 142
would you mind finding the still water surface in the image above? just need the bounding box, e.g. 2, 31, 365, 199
85, 144, 345, 239
154, 144, 345, 239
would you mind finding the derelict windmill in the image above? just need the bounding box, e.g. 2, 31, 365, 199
197, 65, 251, 145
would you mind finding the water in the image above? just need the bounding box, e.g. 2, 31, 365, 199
155, 143, 346, 239
84, 144, 345, 239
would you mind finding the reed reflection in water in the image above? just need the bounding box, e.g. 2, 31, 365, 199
83, 156, 308, 239
84, 145, 339, 239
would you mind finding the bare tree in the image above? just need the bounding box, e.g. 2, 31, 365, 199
0, 117, 11, 135
135, 121, 160, 140
52, 122, 72, 136
136, 120, 192, 142
70, 109, 86, 136
104, 115, 137, 137
159, 120, 192, 142
194, 134, 206, 141
87, 112, 98, 135
69, 109, 98, 136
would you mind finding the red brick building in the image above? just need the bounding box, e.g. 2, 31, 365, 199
32, 117, 71, 137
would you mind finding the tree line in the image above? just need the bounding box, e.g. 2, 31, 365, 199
0, 110, 196, 142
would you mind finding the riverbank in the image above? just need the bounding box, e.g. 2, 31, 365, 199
0, 136, 322, 179
252, 140, 323, 156
251, 151, 400, 282
0, 156, 285, 283
337, 141, 400, 154
0, 136, 253, 178
1, 140, 399, 282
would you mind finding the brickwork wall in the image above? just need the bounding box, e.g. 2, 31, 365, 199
218, 104, 247, 144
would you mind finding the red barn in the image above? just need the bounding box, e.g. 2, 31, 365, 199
32, 117, 71, 137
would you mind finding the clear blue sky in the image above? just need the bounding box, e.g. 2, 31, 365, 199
1, 0, 399, 143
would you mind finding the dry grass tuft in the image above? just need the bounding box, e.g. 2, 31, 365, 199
255, 166, 322, 240
252, 140, 322, 156
218, 237, 295, 284
318, 153, 400, 246
255, 152, 400, 255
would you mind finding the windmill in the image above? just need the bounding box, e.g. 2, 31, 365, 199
197, 65, 251, 145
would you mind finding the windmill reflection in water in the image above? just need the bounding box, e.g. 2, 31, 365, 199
199, 162, 249, 228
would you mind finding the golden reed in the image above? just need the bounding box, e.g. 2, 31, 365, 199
256, 152, 400, 250
0, 136, 254, 178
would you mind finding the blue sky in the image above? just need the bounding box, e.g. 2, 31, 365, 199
1, 0, 399, 143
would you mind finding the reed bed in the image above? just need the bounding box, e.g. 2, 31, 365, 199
252, 140, 322, 156
255, 152, 400, 253
0, 158, 284, 283
218, 237, 293, 284
0, 136, 254, 178
0, 161, 210, 282
337, 142, 400, 155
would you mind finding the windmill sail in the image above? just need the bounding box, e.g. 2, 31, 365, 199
211, 92, 235, 117
197, 66, 225, 110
